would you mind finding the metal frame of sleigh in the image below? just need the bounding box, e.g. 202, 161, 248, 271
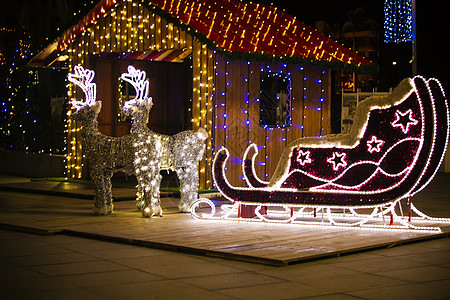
191, 76, 450, 232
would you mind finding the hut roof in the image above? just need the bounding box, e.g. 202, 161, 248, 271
29, 0, 372, 71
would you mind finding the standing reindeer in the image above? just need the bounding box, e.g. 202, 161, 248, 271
68, 66, 134, 215
121, 66, 208, 216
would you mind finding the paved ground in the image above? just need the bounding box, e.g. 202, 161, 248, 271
0, 174, 450, 299
1, 228, 450, 299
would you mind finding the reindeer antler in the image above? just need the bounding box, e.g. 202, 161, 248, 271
120, 65, 150, 102
68, 65, 97, 107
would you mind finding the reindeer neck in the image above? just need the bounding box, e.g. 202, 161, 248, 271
79, 114, 99, 135
129, 111, 150, 134
130, 119, 150, 134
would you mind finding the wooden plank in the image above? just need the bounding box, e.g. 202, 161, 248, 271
105, 12, 112, 53
322, 70, 332, 135
226, 59, 249, 186
303, 66, 322, 137
247, 61, 266, 182
213, 55, 226, 158
99, 14, 106, 53
192, 39, 201, 130
287, 63, 305, 142
204, 49, 215, 188
264, 63, 287, 180
149, 12, 155, 50
155, 14, 161, 49
161, 18, 167, 50
198, 44, 209, 188
112, 6, 119, 52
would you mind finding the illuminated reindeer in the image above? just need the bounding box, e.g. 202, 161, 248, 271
68, 66, 134, 215
121, 66, 208, 216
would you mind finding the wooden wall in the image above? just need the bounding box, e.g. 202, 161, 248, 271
212, 56, 331, 187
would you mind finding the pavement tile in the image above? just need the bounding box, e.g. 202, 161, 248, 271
93, 279, 233, 300
369, 242, 450, 257
0, 229, 33, 240
256, 262, 408, 293
412, 237, 450, 250
315, 252, 382, 265
88, 245, 169, 260
347, 282, 446, 300
0, 266, 44, 280
216, 281, 335, 300
59, 269, 163, 287
374, 265, 450, 283
296, 294, 364, 300
57, 238, 138, 253
0, 276, 73, 294
115, 252, 245, 279
14, 287, 104, 300
421, 279, 450, 297
325, 255, 426, 273
0, 239, 73, 257
395, 250, 450, 266
30, 260, 129, 276
180, 271, 286, 290
12, 252, 98, 266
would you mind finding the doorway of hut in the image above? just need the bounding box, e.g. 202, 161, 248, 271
89, 54, 193, 188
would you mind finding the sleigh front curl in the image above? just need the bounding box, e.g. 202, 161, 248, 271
191, 76, 450, 232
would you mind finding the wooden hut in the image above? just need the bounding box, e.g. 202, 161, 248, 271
29, 0, 373, 188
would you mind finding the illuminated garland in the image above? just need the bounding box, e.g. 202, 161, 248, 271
384, 0, 413, 43
0, 27, 62, 153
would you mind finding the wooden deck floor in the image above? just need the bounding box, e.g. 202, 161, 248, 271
1, 189, 449, 266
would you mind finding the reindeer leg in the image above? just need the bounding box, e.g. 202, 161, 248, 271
103, 169, 114, 214
176, 164, 199, 212
135, 183, 145, 211
150, 172, 163, 217
140, 159, 163, 218
137, 174, 151, 217
91, 167, 110, 216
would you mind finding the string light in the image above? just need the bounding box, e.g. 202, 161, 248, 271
384, 0, 413, 43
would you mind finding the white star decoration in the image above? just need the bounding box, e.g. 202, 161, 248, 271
297, 150, 312, 166
367, 136, 385, 153
391, 109, 418, 134
327, 152, 347, 171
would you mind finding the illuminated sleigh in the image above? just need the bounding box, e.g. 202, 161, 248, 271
191, 76, 450, 232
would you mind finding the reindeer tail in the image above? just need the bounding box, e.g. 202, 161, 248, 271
196, 128, 208, 141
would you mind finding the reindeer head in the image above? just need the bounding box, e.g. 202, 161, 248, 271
68, 65, 102, 122
120, 65, 153, 119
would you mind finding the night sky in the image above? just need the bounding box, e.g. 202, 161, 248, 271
276, 0, 448, 91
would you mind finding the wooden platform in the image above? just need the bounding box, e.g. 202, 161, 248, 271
1, 189, 449, 266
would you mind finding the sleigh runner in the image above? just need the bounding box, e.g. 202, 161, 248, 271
191, 76, 450, 232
